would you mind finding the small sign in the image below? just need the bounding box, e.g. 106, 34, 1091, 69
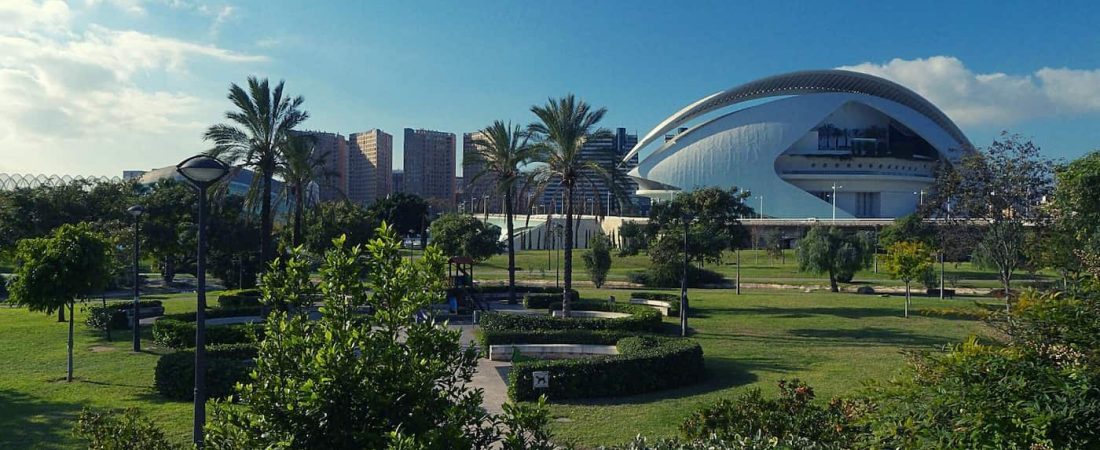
532, 371, 549, 389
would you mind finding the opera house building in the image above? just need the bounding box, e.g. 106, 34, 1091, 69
625, 70, 971, 219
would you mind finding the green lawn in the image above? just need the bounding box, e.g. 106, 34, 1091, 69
0, 287, 995, 448
475, 249, 1056, 290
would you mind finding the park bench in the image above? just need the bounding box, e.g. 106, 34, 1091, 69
125, 305, 165, 327
628, 298, 673, 316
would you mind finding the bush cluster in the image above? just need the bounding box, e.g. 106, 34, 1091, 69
508, 335, 704, 401
216, 289, 262, 309
480, 304, 662, 333
84, 300, 164, 330
74, 408, 179, 450
151, 307, 264, 349
154, 343, 257, 401
629, 265, 726, 288
521, 290, 579, 309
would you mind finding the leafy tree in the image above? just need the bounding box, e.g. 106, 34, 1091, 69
8, 223, 112, 382
878, 214, 934, 249
74, 408, 179, 450
367, 192, 429, 241
583, 232, 612, 288
428, 213, 502, 262
302, 201, 378, 255
796, 226, 871, 292
527, 94, 613, 316
205, 76, 310, 266
883, 241, 934, 318
468, 121, 535, 304
279, 134, 336, 247
929, 133, 1054, 305
207, 195, 263, 289
761, 228, 784, 262
1051, 151, 1100, 280
139, 179, 196, 284
204, 226, 554, 449
617, 220, 648, 257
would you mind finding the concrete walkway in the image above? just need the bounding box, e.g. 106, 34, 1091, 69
453, 316, 512, 415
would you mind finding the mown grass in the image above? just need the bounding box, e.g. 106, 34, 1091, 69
0, 285, 995, 448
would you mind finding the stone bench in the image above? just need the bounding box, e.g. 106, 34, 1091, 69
549, 310, 630, 319
629, 298, 673, 316
488, 344, 619, 361
125, 306, 165, 326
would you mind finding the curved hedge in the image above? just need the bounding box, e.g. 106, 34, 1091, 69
630, 291, 681, 316
154, 343, 257, 400
507, 335, 705, 401
479, 302, 662, 333
151, 307, 265, 349
216, 289, 262, 309
522, 291, 579, 309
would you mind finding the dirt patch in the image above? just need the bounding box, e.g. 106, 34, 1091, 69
89, 345, 115, 353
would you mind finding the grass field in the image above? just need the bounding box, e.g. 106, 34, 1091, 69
474, 249, 1055, 290
0, 286, 996, 449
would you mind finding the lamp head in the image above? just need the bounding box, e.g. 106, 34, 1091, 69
127, 205, 145, 217
176, 154, 229, 188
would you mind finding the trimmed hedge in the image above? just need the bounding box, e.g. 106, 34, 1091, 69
85, 300, 164, 330
216, 289, 262, 309
508, 336, 705, 401
154, 343, 257, 400
151, 307, 265, 349
480, 303, 662, 333
630, 291, 681, 316
522, 290, 579, 309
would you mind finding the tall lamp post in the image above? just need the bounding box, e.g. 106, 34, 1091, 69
127, 205, 145, 352
176, 154, 229, 448
680, 213, 694, 337
831, 183, 843, 221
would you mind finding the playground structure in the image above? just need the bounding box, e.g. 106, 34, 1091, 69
447, 257, 488, 314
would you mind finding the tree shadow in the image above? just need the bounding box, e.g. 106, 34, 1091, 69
785, 327, 954, 347
720, 306, 903, 320
0, 389, 85, 448
548, 356, 762, 407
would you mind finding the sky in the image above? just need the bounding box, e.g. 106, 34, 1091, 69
2, 0, 1100, 177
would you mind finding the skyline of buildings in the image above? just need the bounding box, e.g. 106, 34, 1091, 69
403, 128, 457, 210
348, 129, 393, 205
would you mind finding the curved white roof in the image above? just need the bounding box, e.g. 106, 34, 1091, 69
624, 69, 971, 163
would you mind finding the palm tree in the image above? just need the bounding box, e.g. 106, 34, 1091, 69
528, 94, 612, 316
204, 76, 309, 265
469, 121, 535, 304
279, 134, 336, 247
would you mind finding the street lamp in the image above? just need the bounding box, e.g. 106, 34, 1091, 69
127, 205, 144, 352
176, 154, 229, 447
831, 183, 843, 221
913, 189, 926, 206
679, 213, 694, 337
757, 195, 764, 219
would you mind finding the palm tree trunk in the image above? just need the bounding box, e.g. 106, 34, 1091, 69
505, 189, 516, 304
260, 168, 274, 264
293, 187, 304, 247
563, 184, 574, 317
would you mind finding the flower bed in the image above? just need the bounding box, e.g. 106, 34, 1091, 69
151, 307, 265, 349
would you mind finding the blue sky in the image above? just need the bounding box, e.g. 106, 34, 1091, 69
2, 0, 1100, 176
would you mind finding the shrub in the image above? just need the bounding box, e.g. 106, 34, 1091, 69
605, 434, 842, 450
74, 408, 178, 450
508, 336, 704, 401
216, 289, 262, 309
481, 303, 662, 333
644, 263, 726, 288
84, 300, 164, 331
583, 232, 612, 288
680, 379, 860, 446
151, 307, 264, 349
154, 343, 257, 401
522, 291, 579, 309
918, 306, 989, 321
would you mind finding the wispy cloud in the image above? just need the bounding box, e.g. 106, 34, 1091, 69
838, 56, 1100, 126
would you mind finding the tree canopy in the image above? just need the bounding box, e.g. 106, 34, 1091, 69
428, 213, 501, 262
797, 226, 871, 292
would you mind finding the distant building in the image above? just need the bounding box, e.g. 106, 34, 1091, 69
134, 165, 289, 216
461, 131, 496, 212
122, 170, 146, 181
537, 127, 647, 216
348, 129, 393, 206
295, 130, 348, 202
392, 169, 404, 194
403, 128, 456, 210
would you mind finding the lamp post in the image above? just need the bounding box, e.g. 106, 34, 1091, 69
680, 213, 694, 337
127, 205, 145, 352
176, 154, 229, 448
913, 189, 926, 207
831, 183, 843, 221
757, 195, 764, 219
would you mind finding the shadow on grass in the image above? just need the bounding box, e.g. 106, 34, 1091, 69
700, 326, 957, 348
549, 356, 759, 407
719, 306, 902, 320
0, 389, 84, 448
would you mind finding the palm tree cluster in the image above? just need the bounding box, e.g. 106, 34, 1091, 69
473, 94, 626, 313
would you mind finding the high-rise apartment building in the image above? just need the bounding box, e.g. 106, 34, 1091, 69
461, 131, 495, 210
537, 127, 647, 216
403, 128, 456, 209
392, 169, 404, 194
348, 129, 393, 205
296, 130, 349, 202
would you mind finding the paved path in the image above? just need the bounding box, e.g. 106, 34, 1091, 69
453, 316, 512, 415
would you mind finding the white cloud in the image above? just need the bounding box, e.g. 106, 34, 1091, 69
0, 0, 72, 32
0, 0, 266, 176
838, 56, 1100, 126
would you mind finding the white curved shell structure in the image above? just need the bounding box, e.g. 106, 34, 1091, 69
628, 70, 971, 219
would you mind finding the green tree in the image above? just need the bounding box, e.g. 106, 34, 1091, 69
583, 232, 612, 288
796, 226, 871, 292
140, 179, 196, 284
8, 223, 112, 382
469, 121, 535, 304
302, 201, 379, 255
883, 241, 934, 318
761, 228, 784, 262
204, 225, 552, 449
527, 94, 612, 316
428, 213, 502, 262
1052, 150, 1100, 279
878, 214, 934, 249
617, 220, 647, 257
205, 76, 309, 266
206, 195, 263, 289
279, 134, 336, 247
367, 192, 430, 242
646, 187, 753, 266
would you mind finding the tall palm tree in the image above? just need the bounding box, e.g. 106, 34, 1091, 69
204, 76, 308, 265
528, 94, 612, 316
279, 134, 336, 247
469, 121, 535, 304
